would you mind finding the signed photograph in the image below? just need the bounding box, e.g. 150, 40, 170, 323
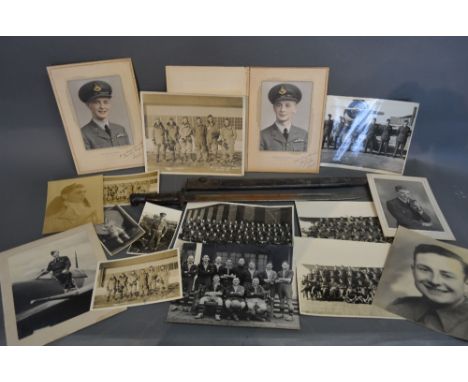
374, 227, 468, 340
103, 170, 159, 206
0, 224, 123, 345
247, 67, 329, 173
167, 242, 299, 330
91, 249, 182, 310
94, 205, 145, 256
295, 237, 395, 319
47, 58, 143, 174
128, 203, 182, 255
367, 174, 455, 240
141, 92, 246, 176
43, 175, 104, 234
174, 201, 294, 248
295, 201, 390, 243
320, 96, 419, 174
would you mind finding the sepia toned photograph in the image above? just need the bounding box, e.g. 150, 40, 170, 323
94, 205, 145, 256
259, 81, 312, 153
247, 67, 329, 173
141, 92, 246, 176
43, 175, 104, 234
295, 237, 396, 318
91, 248, 182, 310
47, 58, 144, 174
295, 201, 391, 243
374, 227, 468, 340
128, 202, 182, 255
367, 174, 455, 240
174, 201, 294, 248
103, 170, 159, 206
320, 96, 419, 174
0, 224, 123, 345
167, 242, 300, 330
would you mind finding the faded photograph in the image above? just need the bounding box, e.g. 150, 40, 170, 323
128, 203, 182, 255
295, 237, 395, 318
175, 202, 294, 247
374, 227, 468, 340
94, 205, 144, 256
43, 175, 104, 234
296, 201, 391, 243
68, 75, 133, 150
103, 170, 159, 206
321, 96, 419, 174
368, 174, 455, 240
142, 92, 245, 176
260, 81, 312, 152
91, 249, 182, 310
167, 242, 299, 329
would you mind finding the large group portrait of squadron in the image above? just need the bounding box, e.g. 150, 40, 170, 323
301, 265, 383, 304
148, 114, 242, 168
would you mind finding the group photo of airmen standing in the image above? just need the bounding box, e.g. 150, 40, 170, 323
301, 265, 382, 304
148, 114, 241, 167
168, 243, 299, 328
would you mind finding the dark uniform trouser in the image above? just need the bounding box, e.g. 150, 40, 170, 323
393, 141, 405, 157
378, 139, 389, 154
54, 272, 73, 289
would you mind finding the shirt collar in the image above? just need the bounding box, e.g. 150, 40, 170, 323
275, 121, 292, 133
434, 299, 468, 332
93, 118, 109, 130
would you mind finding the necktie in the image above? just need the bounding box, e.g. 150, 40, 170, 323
105, 124, 112, 137
283, 128, 289, 141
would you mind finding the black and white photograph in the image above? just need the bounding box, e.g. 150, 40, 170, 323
68, 75, 133, 150
141, 92, 246, 176
259, 81, 312, 152
174, 202, 294, 248
295, 237, 395, 318
127, 202, 182, 255
0, 224, 123, 345
296, 201, 391, 243
320, 96, 419, 174
374, 227, 468, 340
167, 242, 300, 329
367, 174, 455, 240
47, 58, 144, 174
103, 170, 159, 206
91, 249, 182, 310
247, 67, 329, 173
95, 205, 145, 256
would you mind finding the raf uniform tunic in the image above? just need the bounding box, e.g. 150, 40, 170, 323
81, 120, 130, 150
260, 124, 308, 152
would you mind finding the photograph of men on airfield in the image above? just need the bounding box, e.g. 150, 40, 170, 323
141, 92, 246, 176
320, 96, 419, 174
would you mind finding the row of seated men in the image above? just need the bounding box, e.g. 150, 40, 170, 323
179, 217, 292, 245
106, 266, 169, 302
303, 216, 389, 243
172, 255, 295, 322
300, 267, 383, 304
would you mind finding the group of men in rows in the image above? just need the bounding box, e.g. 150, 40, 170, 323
105, 265, 170, 302
179, 217, 293, 245
173, 255, 295, 322
322, 115, 412, 157
302, 216, 390, 243
301, 266, 383, 304
103, 181, 152, 205
151, 115, 238, 165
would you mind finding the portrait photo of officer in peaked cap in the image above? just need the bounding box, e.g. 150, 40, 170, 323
260, 82, 310, 152
77, 79, 130, 150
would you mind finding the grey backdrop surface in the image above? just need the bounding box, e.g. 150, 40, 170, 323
0, 37, 467, 345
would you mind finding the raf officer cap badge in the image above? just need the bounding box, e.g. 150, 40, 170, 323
268, 83, 302, 104
78, 80, 113, 103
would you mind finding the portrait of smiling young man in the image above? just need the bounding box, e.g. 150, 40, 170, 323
375, 228, 468, 340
